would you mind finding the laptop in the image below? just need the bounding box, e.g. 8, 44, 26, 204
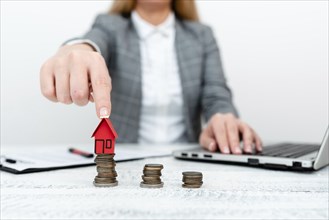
173, 127, 328, 171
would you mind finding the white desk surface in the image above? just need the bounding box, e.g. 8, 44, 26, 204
1, 145, 328, 220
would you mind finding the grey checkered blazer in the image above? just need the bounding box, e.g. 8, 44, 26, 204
83, 14, 238, 143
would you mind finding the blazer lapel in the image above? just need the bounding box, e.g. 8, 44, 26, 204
120, 21, 142, 141
175, 20, 199, 140
125, 21, 142, 63
175, 21, 189, 89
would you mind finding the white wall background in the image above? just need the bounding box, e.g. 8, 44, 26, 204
1, 0, 328, 146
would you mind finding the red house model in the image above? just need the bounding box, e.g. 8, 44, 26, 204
91, 118, 118, 154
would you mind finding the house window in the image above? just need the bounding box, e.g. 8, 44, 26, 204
106, 139, 112, 150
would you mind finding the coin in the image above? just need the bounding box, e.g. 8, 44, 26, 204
141, 179, 162, 184
95, 154, 114, 160
142, 180, 162, 184
95, 176, 117, 182
140, 164, 164, 188
182, 171, 203, 189
93, 181, 118, 187
140, 182, 164, 188
95, 156, 114, 159
183, 177, 203, 182
95, 158, 114, 161
94, 154, 118, 187
142, 175, 161, 181
182, 184, 202, 188
184, 180, 204, 185
97, 154, 115, 158
96, 163, 116, 168
183, 180, 202, 185
143, 170, 162, 176
97, 172, 118, 178
95, 158, 115, 163
144, 164, 163, 170
97, 166, 116, 173
182, 175, 203, 179
182, 171, 203, 177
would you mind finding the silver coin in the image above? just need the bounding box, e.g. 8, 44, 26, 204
140, 182, 164, 188
93, 181, 118, 187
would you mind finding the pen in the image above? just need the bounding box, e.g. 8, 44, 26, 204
68, 148, 94, 158
5, 158, 17, 164
1, 156, 31, 164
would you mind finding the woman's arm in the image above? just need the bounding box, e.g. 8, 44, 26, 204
201, 27, 238, 120
82, 15, 115, 63
199, 27, 262, 154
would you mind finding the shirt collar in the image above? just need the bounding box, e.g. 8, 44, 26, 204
132, 11, 175, 39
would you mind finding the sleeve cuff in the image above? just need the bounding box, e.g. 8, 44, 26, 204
204, 105, 239, 123
63, 39, 101, 54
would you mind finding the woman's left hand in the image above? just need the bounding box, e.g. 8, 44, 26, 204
199, 113, 262, 154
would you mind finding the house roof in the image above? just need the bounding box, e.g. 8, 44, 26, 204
91, 118, 118, 138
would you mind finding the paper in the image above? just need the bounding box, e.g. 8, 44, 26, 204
0, 144, 172, 173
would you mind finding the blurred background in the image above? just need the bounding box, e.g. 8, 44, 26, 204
1, 0, 328, 146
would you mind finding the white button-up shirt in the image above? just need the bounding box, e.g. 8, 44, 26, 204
131, 11, 187, 143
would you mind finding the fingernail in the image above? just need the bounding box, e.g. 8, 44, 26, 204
235, 147, 242, 154
222, 147, 230, 154
100, 107, 109, 118
209, 142, 216, 151
244, 145, 252, 153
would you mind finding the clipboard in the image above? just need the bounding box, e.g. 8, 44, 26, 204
0, 144, 171, 174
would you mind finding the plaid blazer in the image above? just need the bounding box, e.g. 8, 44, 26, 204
83, 14, 238, 143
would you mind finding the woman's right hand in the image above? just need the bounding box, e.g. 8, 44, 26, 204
40, 44, 112, 118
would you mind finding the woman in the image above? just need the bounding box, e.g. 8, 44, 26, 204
40, 0, 262, 154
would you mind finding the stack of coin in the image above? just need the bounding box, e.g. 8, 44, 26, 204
140, 164, 164, 188
182, 171, 203, 188
93, 154, 118, 187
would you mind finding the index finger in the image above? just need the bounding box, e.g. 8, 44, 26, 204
89, 57, 112, 118
212, 121, 230, 154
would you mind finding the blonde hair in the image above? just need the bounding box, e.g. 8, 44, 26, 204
109, 0, 199, 21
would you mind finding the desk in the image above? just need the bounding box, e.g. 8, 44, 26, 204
1, 146, 328, 219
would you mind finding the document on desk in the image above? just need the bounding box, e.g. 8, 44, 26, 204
0, 144, 171, 174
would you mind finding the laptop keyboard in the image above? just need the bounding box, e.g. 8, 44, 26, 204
254, 143, 320, 158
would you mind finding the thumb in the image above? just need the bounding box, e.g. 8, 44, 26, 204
199, 130, 217, 152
